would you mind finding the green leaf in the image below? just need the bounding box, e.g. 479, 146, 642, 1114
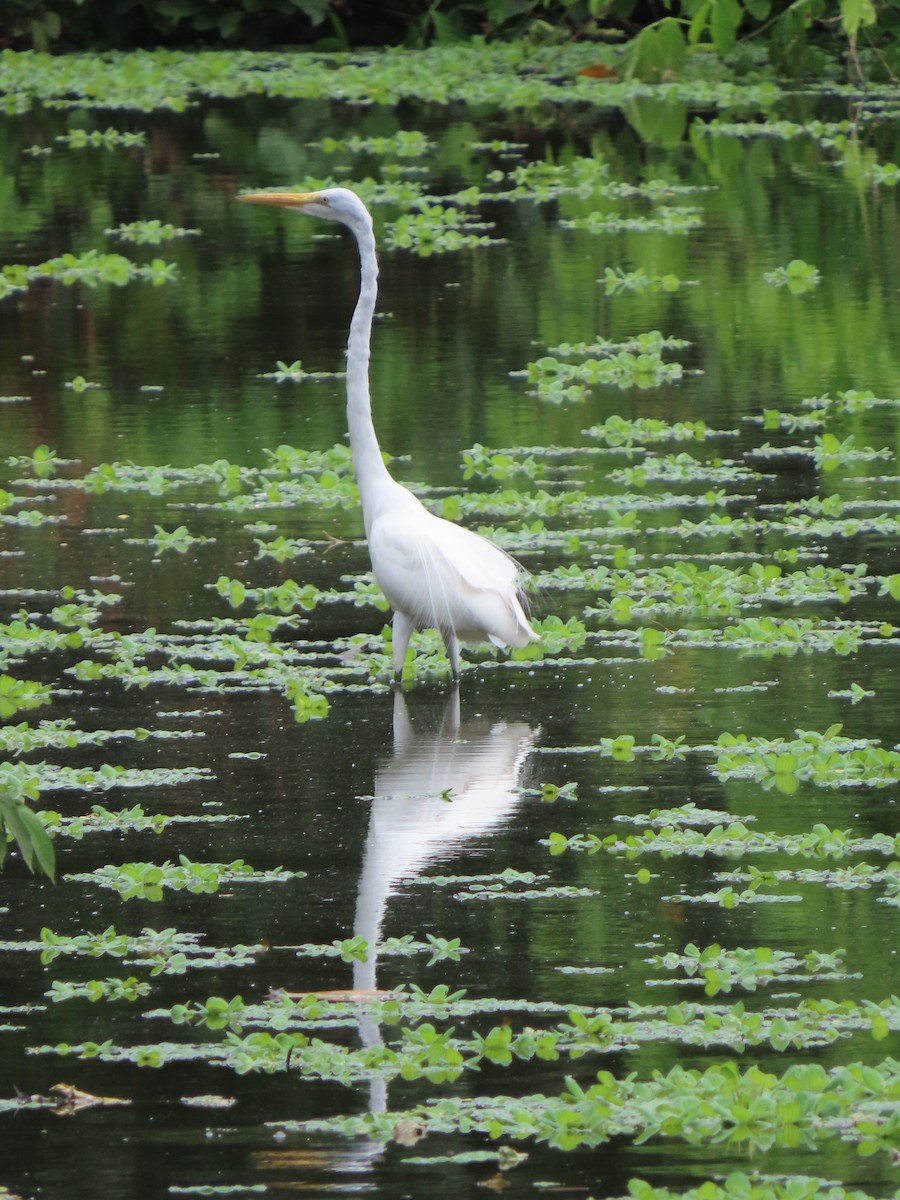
870, 1012, 889, 1041
547, 832, 569, 856
710, 0, 744, 53
1, 796, 56, 880
840, 0, 876, 36
688, 0, 712, 43
621, 18, 687, 83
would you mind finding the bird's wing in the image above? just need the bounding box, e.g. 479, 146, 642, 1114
370, 505, 516, 595
368, 504, 535, 646
422, 512, 521, 591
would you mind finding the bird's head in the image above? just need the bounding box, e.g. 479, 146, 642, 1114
239, 186, 371, 230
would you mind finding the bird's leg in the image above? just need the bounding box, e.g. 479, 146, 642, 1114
392, 610, 414, 684
442, 628, 461, 684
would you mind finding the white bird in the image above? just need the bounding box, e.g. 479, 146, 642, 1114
240, 186, 538, 683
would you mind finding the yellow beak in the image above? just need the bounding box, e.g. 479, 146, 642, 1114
238, 190, 321, 208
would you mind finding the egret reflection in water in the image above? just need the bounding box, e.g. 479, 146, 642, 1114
353, 689, 537, 1113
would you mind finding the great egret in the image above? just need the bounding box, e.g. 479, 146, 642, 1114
240, 186, 538, 682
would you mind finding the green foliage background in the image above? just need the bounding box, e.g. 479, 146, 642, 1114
2, 0, 898, 80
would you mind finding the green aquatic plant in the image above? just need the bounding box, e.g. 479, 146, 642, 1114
763, 260, 822, 292
715, 862, 899, 895
546, 823, 898, 862
168, 994, 248, 1032
520, 347, 685, 403
253, 535, 312, 562
133, 981, 900, 1057
647, 944, 853, 996
803, 387, 900, 414
757, 407, 825, 433
46, 976, 151, 1003
316, 130, 432, 158
868, 160, 900, 185
0, 251, 177, 299
561, 206, 704, 235
461, 444, 547, 481
602, 267, 699, 295
488, 155, 610, 202
827, 682, 874, 703
14, 761, 211, 794
39, 803, 241, 839
618, 802, 749, 827
384, 204, 502, 254
0, 43, 781, 120
609, 453, 758, 487
283, 1056, 900, 1153
107, 220, 200, 244
0, 624, 88, 669
0, 674, 51, 719
54, 128, 147, 150
214, 575, 327, 613
719, 617, 864, 658
0, 508, 66, 528
533, 781, 579, 803
578, 560, 873, 619
5, 443, 64, 478
811, 433, 890, 468
457, 881, 597, 901
584, 415, 715, 446
63, 444, 361, 509
145, 525, 212, 554
514, 615, 585, 657
714, 725, 900, 790
293, 933, 464, 964
612, 1173, 900, 1200
700, 117, 855, 146
64, 375, 101, 394
31, 926, 264, 975
257, 360, 344, 383
63, 857, 305, 900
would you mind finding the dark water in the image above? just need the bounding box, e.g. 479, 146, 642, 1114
1, 75, 899, 1200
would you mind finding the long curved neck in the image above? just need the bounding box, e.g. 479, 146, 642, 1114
347, 219, 395, 529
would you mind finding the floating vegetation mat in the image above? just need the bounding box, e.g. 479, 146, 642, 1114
0, 39, 898, 1200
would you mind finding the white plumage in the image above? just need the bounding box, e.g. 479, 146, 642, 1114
240, 186, 538, 681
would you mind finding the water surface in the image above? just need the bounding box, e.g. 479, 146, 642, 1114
1, 53, 898, 1200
